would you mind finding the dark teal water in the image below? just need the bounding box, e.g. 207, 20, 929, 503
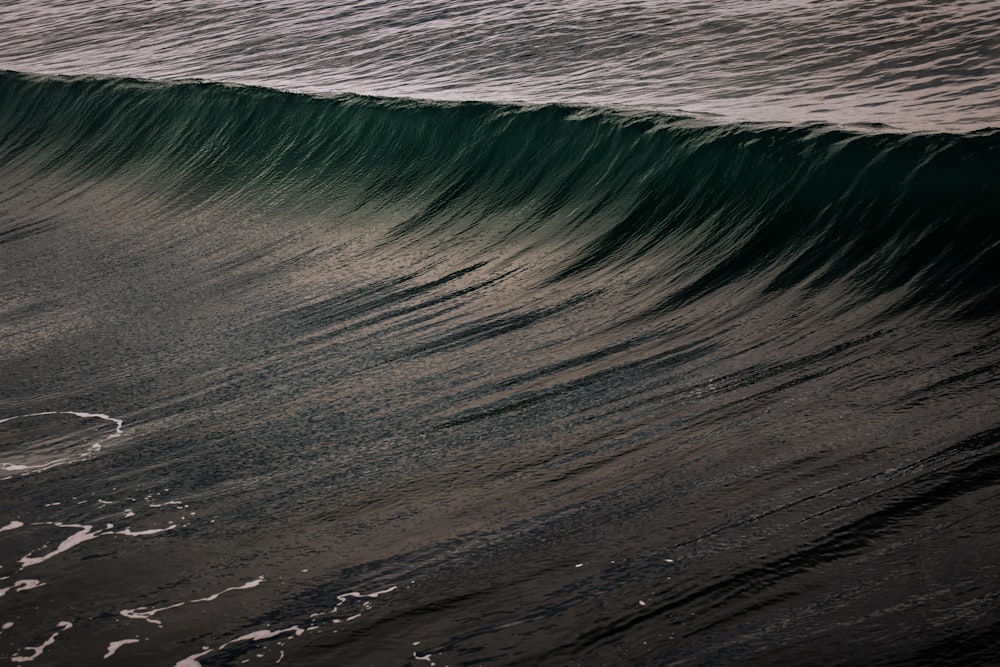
1, 2, 999, 665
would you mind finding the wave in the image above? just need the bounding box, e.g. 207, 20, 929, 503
2, 69, 999, 320
3, 68, 1000, 665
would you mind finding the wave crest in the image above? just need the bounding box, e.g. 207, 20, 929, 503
2, 69, 998, 318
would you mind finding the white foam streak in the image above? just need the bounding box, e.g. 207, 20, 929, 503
311, 585, 399, 618
11, 621, 72, 663
103, 638, 140, 659
121, 602, 186, 626
0, 579, 43, 598
17, 519, 176, 569
0, 411, 125, 476
2, 461, 57, 472
123, 577, 266, 626
18, 523, 103, 568
163, 582, 396, 664
337, 585, 398, 605
1, 520, 24, 532
0, 411, 124, 434
174, 647, 212, 667
191, 577, 264, 603
170, 622, 304, 666
220, 626, 304, 649
117, 524, 176, 537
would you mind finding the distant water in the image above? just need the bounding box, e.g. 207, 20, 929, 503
3, 0, 999, 131
2, 1, 999, 666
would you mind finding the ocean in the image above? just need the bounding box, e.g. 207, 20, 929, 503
1, 1, 999, 665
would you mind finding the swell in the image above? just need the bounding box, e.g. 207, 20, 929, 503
2, 69, 999, 319
2, 68, 1000, 666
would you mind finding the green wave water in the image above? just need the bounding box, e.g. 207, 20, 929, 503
3, 70, 998, 322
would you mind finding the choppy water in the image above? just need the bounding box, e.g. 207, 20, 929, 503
3, 0, 999, 131
1, 1, 999, 665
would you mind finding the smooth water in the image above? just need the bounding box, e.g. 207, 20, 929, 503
1, 1, 999, 665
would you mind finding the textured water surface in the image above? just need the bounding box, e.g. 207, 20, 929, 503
2, 0, 999, 131
1, 1, 999, 666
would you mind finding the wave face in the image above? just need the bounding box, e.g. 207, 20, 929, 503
2, 71, 1000, 666
3, 71, 999, 317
